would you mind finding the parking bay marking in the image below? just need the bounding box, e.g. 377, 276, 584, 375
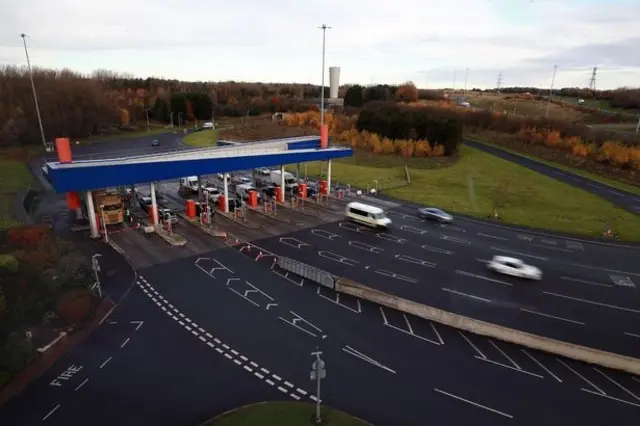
278, 310, 325, 338
194, 257, 234, 277
376, 233, 406, 244
521, 350, 563, 383
375, 269, 418, 283
593, 368, 640, 402
520, 308, 585, 326
442, 288, 491, 303
310, 229, 341, 240
399, 225, 428, 235
348, 240, 384, 254
477, 233, 508, 241
342, 345, 396, 374
279, 237, 311, 249
421, 244, 454, 255
440, 235, 470, 245
560, 276, 612, 288
317, 287, 362, 314
379, 307, 443, 345
227, 279, 275, 308
433, 388, 513, 419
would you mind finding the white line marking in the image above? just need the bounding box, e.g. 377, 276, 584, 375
250, 361, 258, 368
240, 355, 248, 362
185, 326, 192, 331
421, 244, 454, 255
379, 308, 442, 345
230, 349, 239, 356
214, 338, 222, 344
99, 357, 112, 369
478, 233, 508, 241
42, 404, 61, 421
198, 327, 205, 333
206, 332, 213, 338
224, 353, 232, 360
433, 388, 513, 419
206, 342, 215, 348
120, 338, 130, 348
442, 288, 491, 303
593, 368, 640, 401
521, 350, 562, 383
455, 270, 513, 286
475, 357, 543, 378
404, 315, 413, 334
277, 386, 288, 393
489, 341, 520, 369
560, 276, 612, 288
198, 336, 206, 342
178, 321, 184, 326
255, 372, 264, 379
309, 395, 319, 402
290, 393, 301, 400
284, 381, 294, 388
184, 318, 192, 323
624, 332, 640, 338
191, 330, 199, 337
297, 388, 308, 395
490, 246, 548, 261
260, 368, 270, 375
161, 306, 167, 312
74, 377, 89, 391
272, 374, 282, 381
430, 323, 444, 345
317, 287, 362, 313
233, 359, 242, 366
342, 345, 396, 374
543, 291, 640, 314
459, 331, 486, 359
582, 389, 640, 408
520, 308, 585, 325
243, 365, 253, 372
266, 379, 275, 386
572, 263, 640, 277
534, 244, 573, 253
229, 288, 260, 307
215, 348, 223, 354
557, 358, 605, 395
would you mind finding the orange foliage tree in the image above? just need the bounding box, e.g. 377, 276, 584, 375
396, 82, 418, 103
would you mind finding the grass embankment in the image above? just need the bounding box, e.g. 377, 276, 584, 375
203, 402, 369, 426
0, 149, 39, 230
78, 126, 173, 144
298, 145, 640, 241
466, 136, 640, 196
183, 129, 219, 147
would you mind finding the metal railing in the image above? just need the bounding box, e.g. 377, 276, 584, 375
277, 257, 335, 289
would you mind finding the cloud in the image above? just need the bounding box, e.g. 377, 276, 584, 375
0, 0, 639, 88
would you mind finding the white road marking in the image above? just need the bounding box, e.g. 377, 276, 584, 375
478, 233, 508, 241
206, 342, 215, 348
276, 386, 288, 393
521, 350, 562, 383
284, 381, 294, 388
290, 394, 301, 400
489, 341, 520, 369
379, 308, 442, 345
99, 357, 112, 369
421, 244, 454, 255
572, 263, 640, 277
297, 388, 308, 395
255, 372, 264, 379
475, 357, 544, 378
490, 246, 548, 261
543, 291, 640, 314
440, 235, 470, 245
317, 287, 362, 313
198, 336, 206, 342
250, 361, 258, 368
520, 308, 585, 325
243, 365, 253, 372
74, 377, 89, 391
240, 355, 249, 362
374, 269, 418, 283
272, 374, 282, 381
433, 388, 513, 419
458, 332, 486, 359
455, 270, 513, 286
624, 332, 640, 339
534, 244, 573, 253
582, 389, 640, 408
266, 379, 275, 386
342, 345, 396, 374
442, 288, 491, 303
557, 359, 605, 395
593, 368, 640, 401
42, 404, 61, 421
560, 276, 612, 288
120, 338, 130, 348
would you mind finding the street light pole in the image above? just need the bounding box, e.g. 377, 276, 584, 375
20, 33, 47, 151
318, 24, 331, 127
310, 347, 326, 424
464, 68, 469, 97
545, 65, 558, 119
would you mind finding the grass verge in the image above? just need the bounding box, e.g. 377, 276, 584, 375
0, 149, 38, 230
467, 136, 640, 195
297, 145, 640, 241
183, 130, 219, 147
202, 401, 370, 426
78, 126, 173, 144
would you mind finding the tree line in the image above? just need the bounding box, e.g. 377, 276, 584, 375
355, 102, 463, 156
489, 86, 640, 110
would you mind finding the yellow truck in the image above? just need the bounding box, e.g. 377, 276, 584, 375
93, 189, 124, 225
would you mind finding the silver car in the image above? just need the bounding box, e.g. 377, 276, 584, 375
417, 207, 453, 223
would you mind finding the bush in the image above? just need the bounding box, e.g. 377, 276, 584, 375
0, 254, 19, 273
56, 289, 94, 322
7, 225, 52, 249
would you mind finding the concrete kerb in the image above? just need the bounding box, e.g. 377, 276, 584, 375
218, 211, 261, 229
334, 277, 640, 376
247, 207, 291, 224
177, 212, 230, 237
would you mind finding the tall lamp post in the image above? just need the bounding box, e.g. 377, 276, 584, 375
318, 24, 331, 127
20, 33, 47, 151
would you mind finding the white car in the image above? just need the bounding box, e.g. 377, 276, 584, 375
486, 256, 542, 280
203, 187, 222, 202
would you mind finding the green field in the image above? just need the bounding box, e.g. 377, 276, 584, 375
467, 137, 640, 195
299, 146, 640, 241
0, 151, 38, 229
183, 129, 219, 147
203, 402, 370, 426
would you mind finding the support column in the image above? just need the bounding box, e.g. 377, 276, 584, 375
75, 207, 82, 220
150, 182, 159, 229
326, 159, 332, 196
280, 165, 286, 203
197, 176, 203, 202
296, 163, 301, 182
86, 191, 100, 239
223, 174, 229, 213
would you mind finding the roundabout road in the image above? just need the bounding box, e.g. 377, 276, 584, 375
247, 202, 640, 359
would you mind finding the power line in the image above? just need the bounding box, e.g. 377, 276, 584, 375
588, 66, 597, 92
496, 72, 504, 92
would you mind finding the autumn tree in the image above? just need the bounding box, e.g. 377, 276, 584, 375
396, 81, 418, 103
344, 85, 365, 108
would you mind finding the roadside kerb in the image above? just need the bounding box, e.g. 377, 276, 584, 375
277, 256, 336, 289
247, 207, 290, 224
177, 213, 230, 237
130, 212, 188, 246
334, 277, 640, 376
278, 199, 319, 217
217, 211, 260, 229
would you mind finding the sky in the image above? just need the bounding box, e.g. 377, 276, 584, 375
1, 0, 639, 90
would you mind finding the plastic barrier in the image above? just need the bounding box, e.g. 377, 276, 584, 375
298, 183, 307, 198
66, 192, 81, 209
185, 199, 196, 218
319, 180, 328, 195
248, 190, 258, 208
218, 195, 226, 211
274, 186, 282, 202
55, 137, 72, 163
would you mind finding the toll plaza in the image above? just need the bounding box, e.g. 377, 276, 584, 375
43, 132, 353, 252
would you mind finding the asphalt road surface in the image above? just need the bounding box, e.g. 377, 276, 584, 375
247, 203, 640, 359
464, 139, 640, 215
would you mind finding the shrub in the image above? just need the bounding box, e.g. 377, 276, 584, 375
0, 254, 19, 274
56, 289, 94, 322
7, 225, 52, 249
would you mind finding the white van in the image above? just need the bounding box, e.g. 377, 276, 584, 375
345, 202, 392, 229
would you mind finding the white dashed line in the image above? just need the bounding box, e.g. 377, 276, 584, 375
206, 342, 215, 348
243, 365, 253, 372
255, 372, 265, 379
233, 359, 242, 366
42, 404, 60, 421
120, 338, 130, 348
198, 336, 207, 342
224, 353, 233, 360
266, 379, 275, 386
272, 374, 282, 381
